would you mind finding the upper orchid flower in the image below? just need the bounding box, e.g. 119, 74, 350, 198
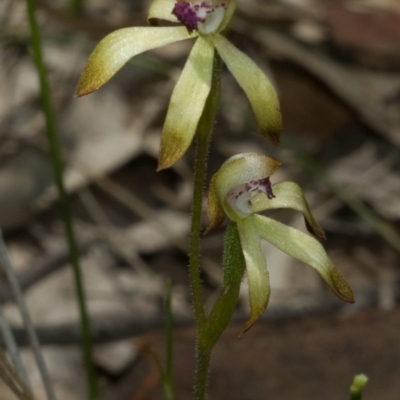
76, 0, 282, 170
206, 153, 354, 333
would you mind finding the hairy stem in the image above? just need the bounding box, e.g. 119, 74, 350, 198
189, 53, 222, 399
189, 53, 222, 326
24, 1, 98, 399
194, 344, 212, 400
194, 223, 245, 398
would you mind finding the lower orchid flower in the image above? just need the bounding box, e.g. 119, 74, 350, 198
206, 153, 354, 333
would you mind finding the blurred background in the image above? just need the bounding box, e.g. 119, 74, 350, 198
1, 0, 400, 399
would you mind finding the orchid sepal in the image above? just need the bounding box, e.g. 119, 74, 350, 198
251, 181, 326, 239
237, 217, 270, 334
76, 27, 195, 97
210, 34, 282, 145
253, 214, 354, 303
148, 0, 178, 24
158, 36, 214, 170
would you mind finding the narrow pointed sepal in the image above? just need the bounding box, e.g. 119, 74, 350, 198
148, 0, 178, 25
237, 217, 270, 335
211, 34, 282, 145
251, 181, 326, 239
253, 215, 354, 303
76, 27, 194, 97
157, 36, 214, 170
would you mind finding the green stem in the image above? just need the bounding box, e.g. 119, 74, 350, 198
194, 224, 245, 398
189, 134, 209, 326
189, 53, 221, 399
25, 2, 98, 399
193, 345, 212, 400
189, 54, 222, 326
200, 223, 245, 349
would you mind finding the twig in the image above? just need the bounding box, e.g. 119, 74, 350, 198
0, 232, 56, 400
0, 306, 30, 388
0, 239, 94, 304
0, 349, 34, 400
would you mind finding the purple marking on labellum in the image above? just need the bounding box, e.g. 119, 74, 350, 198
226, 177, 275, 217
172, 1, 227, 33
172, 2, 202, 33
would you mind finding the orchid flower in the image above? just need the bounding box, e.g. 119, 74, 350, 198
206, 153, 354, 332
76, 0, 282, 170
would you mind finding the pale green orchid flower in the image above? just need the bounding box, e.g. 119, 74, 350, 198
206, 153, 354, 333
76, 0, 282, 170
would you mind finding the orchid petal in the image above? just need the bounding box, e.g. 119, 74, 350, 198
148, 0, 178, 24
217, 0, 236, 33
253, 215, 354, 303
237, 217, 270, 334
211, 34, 282, 144
206, 153, 281, 227
251, 181, 326, 239
76, 27, 194, 97
198, 5, 226, 34
158, 36, 214, 170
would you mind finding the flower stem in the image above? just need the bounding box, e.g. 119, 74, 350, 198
200, 223, 245, 349
24, 1, 98, 399
194, 223, 245, 398
189, 134, 209, 326
189, 53, 222, 326
189, 53, 221, 399
193, 345, 212, 400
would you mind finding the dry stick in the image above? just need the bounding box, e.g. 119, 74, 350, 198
0, 232, 57, 400
0, 239, 94, 304
0, 306, 31, 389
0, 348, 34, 400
